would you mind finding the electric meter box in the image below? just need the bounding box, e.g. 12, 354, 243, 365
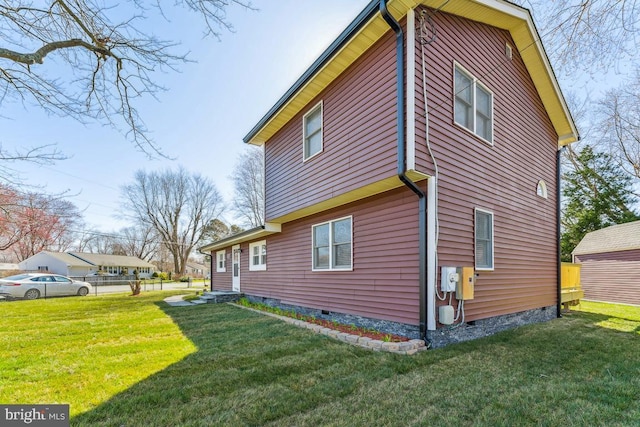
440, 266, 459, 292
456, 267, 475, 300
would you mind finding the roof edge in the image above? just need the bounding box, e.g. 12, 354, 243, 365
243, 0, 579, 147
242, 0, 381, 144
573, 245, 640, 256
199, 223, 282, 252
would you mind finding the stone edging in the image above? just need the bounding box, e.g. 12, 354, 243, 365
230, 303, 426, 355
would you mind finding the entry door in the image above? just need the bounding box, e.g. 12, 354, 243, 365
232, 245, 240, 292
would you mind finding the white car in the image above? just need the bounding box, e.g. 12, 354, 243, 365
0, 273, 92, 300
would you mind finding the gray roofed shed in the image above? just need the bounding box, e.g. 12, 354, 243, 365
572, 221, 640, 257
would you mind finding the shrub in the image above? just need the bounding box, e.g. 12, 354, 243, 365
152, 272, 169, 280
179, 276, 191, 282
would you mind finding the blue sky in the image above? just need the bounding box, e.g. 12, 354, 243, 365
2, 0, 369, 231
1, 0, 632, 234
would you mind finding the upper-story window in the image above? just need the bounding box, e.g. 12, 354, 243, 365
454, 64, 493, 143
249, 240, 267, 271
303, 101, 323, 161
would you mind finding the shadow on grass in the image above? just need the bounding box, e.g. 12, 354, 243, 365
71, 302, 640, 427
70, 302, 404, 426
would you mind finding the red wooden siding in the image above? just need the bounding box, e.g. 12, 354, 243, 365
211, 249, 232, 291
574, 251, 640, 306
215, 9, 564, 327
577, 260, 640, 306
412, 9, 559, 321
264, 28, 400, 221
213, 186, 421, 325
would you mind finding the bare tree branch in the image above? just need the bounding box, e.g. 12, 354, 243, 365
517, 1, 640, 75
596, 75, 640, 189
0, 0, 254, 158
230, 147, 264, 228
121, 167, 224, 275
0, 143, 68, 185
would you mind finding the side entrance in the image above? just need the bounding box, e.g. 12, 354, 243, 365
232, 244, 240, 292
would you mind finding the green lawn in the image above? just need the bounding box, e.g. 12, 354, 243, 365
1, 295, 638, 426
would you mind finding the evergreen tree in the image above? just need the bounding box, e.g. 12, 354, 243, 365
561, 145, 640, 261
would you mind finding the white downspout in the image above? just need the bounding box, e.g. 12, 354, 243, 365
427, 176, 437, 331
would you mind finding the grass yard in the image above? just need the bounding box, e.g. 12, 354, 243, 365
1, 295, 638, 426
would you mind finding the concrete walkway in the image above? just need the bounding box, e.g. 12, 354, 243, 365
163, 294, 206, 306
164, 291, 243, 307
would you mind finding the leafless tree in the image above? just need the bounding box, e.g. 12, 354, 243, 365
121, 167, 224, 275
116, 224, 159, 261
518, 0, 640, 75
73, 227, 101, 252
513, 1, 640, 197
230, 147, 264, 227
597, 76, 640, 184
83, 231, 116, 254
0, 0, 252, 158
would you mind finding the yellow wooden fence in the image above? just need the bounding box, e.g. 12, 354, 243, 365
561, 262, 583, 309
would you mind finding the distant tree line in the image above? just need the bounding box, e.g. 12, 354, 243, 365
0, 148, 264, 277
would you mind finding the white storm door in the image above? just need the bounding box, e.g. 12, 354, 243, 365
232, 245, 240, 292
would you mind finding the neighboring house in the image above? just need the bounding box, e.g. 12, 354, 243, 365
201, 0, 578, 346
185, 262, 209, 278
19, 251, 155, 278
19, 252, 94, 277
572, 221, 640, 306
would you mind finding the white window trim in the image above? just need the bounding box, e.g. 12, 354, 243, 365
474, 208, 495, 271
302, 101, 323, 162
536, 180, 548, 199
249, 240, 267, 271
311, 215, 353, 272
453, 62, 494, 145
216, 250, 226, 273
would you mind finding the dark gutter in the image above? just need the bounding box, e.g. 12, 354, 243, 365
243, 0, 381, 144
379, 0, 429, 345
197, 248, 214, 291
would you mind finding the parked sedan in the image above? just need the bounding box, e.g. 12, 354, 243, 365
0, 273, 92, 300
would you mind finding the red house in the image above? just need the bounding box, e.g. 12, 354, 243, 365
201, 0, 579, 347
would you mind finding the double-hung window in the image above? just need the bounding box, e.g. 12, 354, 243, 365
454, 64, 493, 143
312, 216, 352, 271
216, 250, 226, 273
475, 208, 494, 270
303, 101, 323, 160
249, 240, 267, 271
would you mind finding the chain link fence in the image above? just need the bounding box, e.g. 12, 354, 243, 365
70, 276, 209, 296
